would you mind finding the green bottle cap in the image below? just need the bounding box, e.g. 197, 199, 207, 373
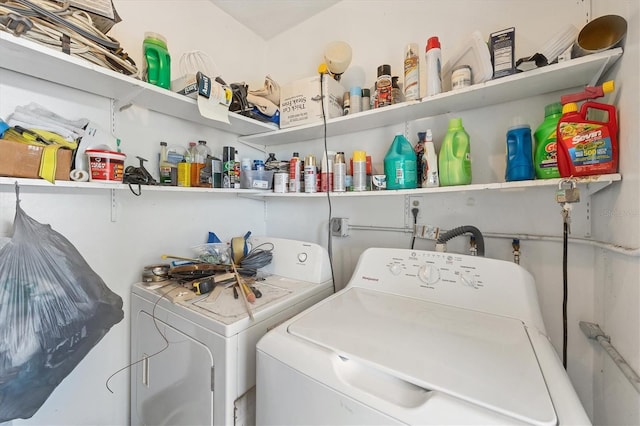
545, 102, 562, 117
449, 117, 463, 129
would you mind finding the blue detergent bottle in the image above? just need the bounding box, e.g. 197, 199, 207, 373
505, 120, 534, 182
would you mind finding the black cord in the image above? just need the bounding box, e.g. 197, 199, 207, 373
320, 72, 336, 294
410, 207, 419, 249
562, 220, 569, 369
105, 286, 172, 393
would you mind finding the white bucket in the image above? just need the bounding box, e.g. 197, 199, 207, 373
86, 149, 126, 182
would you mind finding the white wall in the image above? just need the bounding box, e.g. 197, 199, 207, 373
260, 0, 639, 424
1, 2, 269, 425
587, 2, 640, 425
1, 1, 638, 425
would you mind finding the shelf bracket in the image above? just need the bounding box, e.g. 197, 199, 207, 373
589, 58, 611, 87
110, 99, 116, 135
113, 86, 145, 112
110, 188, 117, 222
237, 138, 267, 154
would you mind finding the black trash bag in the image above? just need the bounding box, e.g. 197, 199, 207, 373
0, 190, 124, 422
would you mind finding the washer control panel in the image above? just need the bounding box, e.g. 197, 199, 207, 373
383, 251, 484, 289
348, 248, 542, 328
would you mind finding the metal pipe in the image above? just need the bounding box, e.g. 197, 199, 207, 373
345, 225, 640, 256
580, 321, 640, 393
484, 232, 640, 257
348, 224, 409, 233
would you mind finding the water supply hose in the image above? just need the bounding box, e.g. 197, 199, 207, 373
436, 225, 485, 257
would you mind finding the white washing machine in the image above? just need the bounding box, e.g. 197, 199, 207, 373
257, 248, 591, 425
130, 237, 333, 426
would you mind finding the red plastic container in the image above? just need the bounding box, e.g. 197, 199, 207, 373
556, 101, 618, 177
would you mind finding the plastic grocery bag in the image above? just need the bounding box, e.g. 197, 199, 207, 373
0, 188, 124, 422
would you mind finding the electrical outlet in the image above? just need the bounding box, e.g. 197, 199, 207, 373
405, 195, 424, 228
330, 217, 349, 237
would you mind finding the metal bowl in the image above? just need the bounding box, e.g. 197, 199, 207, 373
573, 15, 627, 57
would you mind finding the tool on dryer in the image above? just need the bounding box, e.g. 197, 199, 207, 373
192, 276, 215, 295
230, 259, 255, 320
161, 254, 203, 263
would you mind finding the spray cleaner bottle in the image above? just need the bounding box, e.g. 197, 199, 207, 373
556, 80, 618, 177
422, 129, 439, 187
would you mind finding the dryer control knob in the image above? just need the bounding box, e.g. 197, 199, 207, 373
389, 262, 403, 276
298, 252, 308, 263
459, 272, 477, 288
418, 264, 440, 284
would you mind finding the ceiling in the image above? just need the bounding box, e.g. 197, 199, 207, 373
210, 0, 340, 40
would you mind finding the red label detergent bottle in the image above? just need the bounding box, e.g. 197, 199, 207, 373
556, 80, 618, 177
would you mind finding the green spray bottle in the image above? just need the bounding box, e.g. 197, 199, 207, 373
439, 118, 471, 186
533, 102, 562, 179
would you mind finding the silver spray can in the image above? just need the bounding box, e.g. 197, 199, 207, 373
304, 154, 317, 193
273, 171, 289, 193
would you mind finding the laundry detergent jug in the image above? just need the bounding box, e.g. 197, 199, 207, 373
505, 122, 534, 182
439, 118, 471, 186
533, 102, 562, 179
143, 32, 171, 89
384, 133, 417, 190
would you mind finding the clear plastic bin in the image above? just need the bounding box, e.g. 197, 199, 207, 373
240, 170, 274, 190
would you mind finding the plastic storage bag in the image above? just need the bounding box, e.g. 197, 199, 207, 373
0, 188, 124, 422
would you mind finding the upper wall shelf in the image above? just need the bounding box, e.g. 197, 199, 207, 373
0, 32, 277, 136
0, 31, 622, 144
240, 48, 623, 147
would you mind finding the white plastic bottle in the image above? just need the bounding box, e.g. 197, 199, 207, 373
423, 129, 440, 187
425, 37, 442, 97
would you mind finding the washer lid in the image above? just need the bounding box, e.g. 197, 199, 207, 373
287, 287, 557, 426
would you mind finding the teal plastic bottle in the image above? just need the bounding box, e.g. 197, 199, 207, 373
439, 118, 471, 186
384, 133, 417, 189
143, 32, 171, 89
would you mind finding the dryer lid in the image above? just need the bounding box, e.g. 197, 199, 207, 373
287, 287, 557, 426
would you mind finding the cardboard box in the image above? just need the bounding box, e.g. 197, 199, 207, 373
0, 139, 72, 181
279, 76, 344, 129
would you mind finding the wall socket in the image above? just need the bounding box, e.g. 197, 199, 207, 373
331, 217, 349, 237
405, 195, 424, 228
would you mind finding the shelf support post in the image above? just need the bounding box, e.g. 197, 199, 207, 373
110, 188, 117, 222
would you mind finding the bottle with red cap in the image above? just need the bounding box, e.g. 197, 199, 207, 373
425, 36, 442, 97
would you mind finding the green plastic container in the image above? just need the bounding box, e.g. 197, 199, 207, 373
143, 32, 171, 89
439, 118, 471, 186
384, 133, 417, 189
533, 102, 562, 179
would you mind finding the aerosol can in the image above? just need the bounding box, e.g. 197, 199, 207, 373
556, 80, 618, 177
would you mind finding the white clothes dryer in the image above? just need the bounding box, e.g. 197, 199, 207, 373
256, 248, 590, 425
130, 237, 333, 426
